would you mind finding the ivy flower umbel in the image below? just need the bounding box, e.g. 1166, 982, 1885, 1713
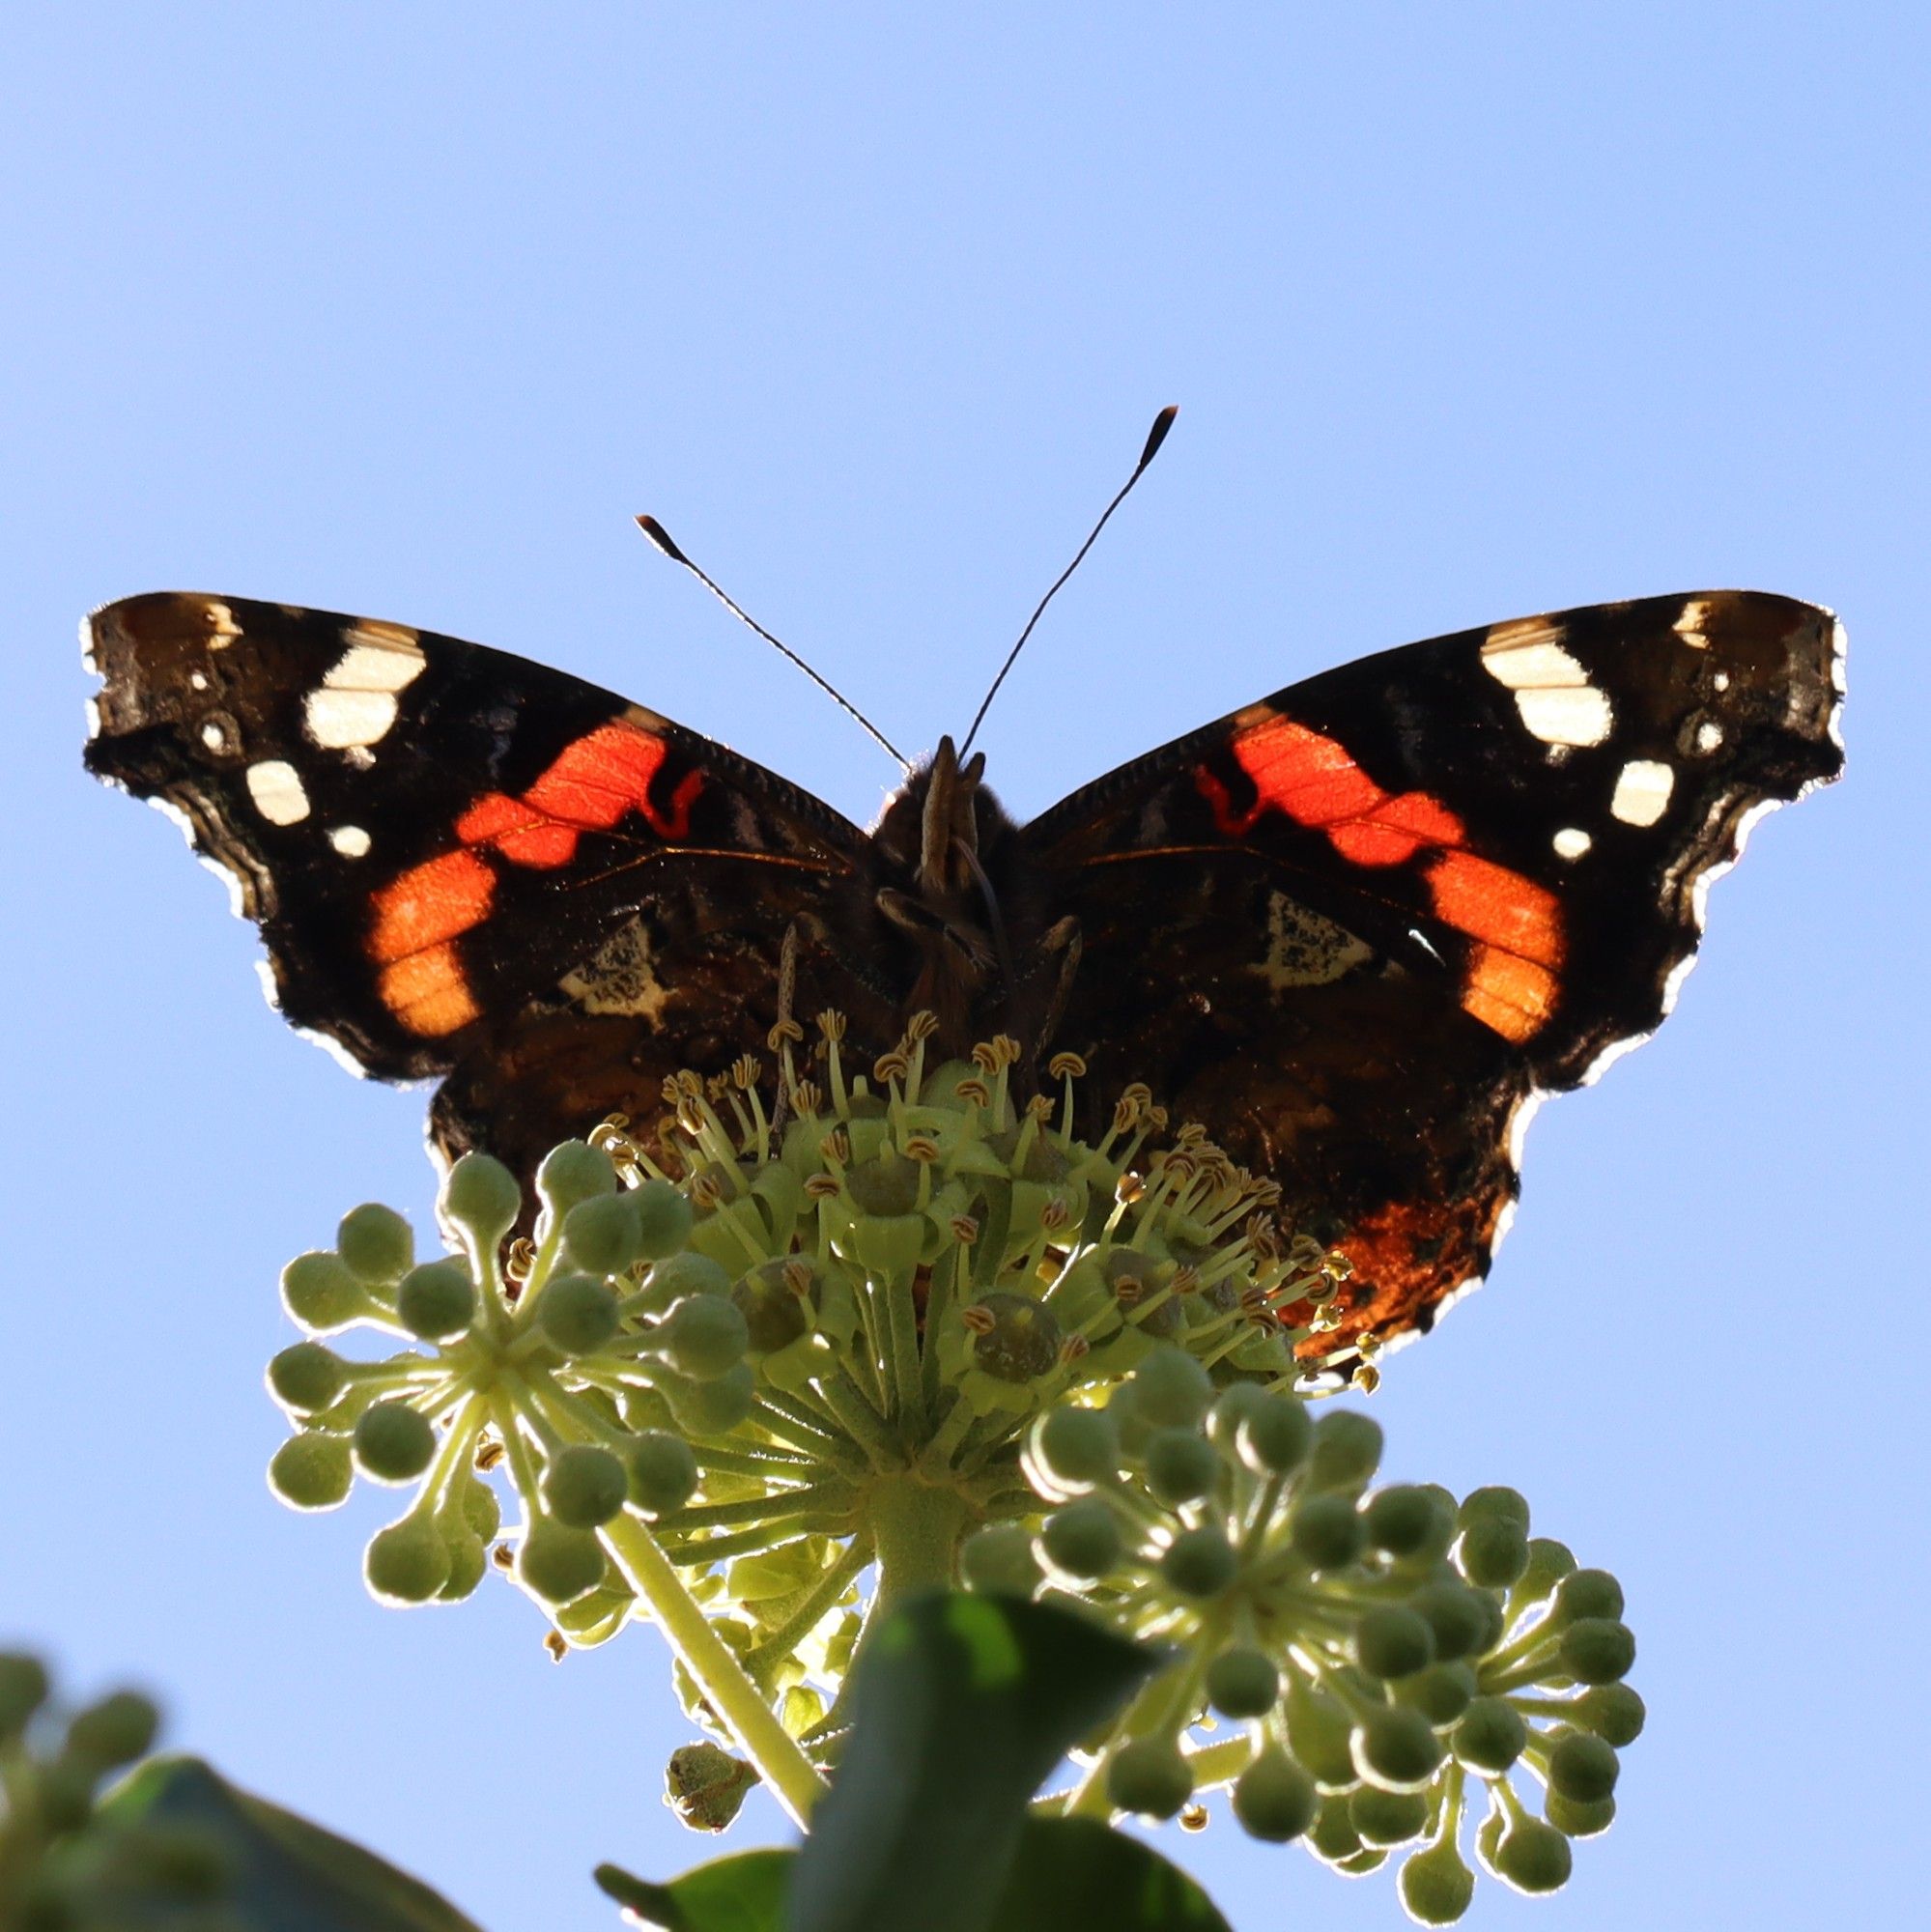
959, 1354, 1641, 1922
263, 1011, 1345, 1828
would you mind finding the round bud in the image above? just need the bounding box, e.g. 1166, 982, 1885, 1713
1547, 1729, 1619, 1804
353, 1403, 437, 1484
1546, 1789, 1616, 1838
1458, 1515, 1530, 1589
1351, 1706, 1442, 1792
1512, 1536, 1576, 1607
1035, 1406, 1120, 1488
1235, 1393, 1311, 1475
268, 1432, 354, 1511
544, 1444, 630, 1528
561, 1193, 641, 1277
459, 1476, 502, 1544
845, 1148, 919, 1215
1452, 1695, 1527, 1773
1305, 1797, 1367, 1866
365, 1515, 451, 1603
1291, 1492, 1365, 1571
637, 1250, 731, 1317
1575, 1683, 1645, 1746
268, 1342, 347, 1415
279, 1251, 366, 1332
1145, 1429, 1222, 1507
664, 1294, 750, 1380
1560, 1618, 1636, 1685
536, 1273, 620, 1354
395, 1260, 477, 1340
633, 1179, 696, 1260
1233, 1747, 1317, 1841
439, 1530, 488, 1603
960, 1523, 1042, 1597
517, 1521, 606, 1605
336, 1204, 413, 1285
1460, 1484, 1529, 1530
536, 1140, 617, 1218
733, 1262, 814, 1355
661, 1363, 757, 1435
440, 1152, 522, 1248
1410, 1579, 1493, 1662
66, 1690, 159, 1769
1399, 1661, 1477, 1728
1364, 1485, 1454, 1561
1160, 1524, 1237, 1599
1206, 1644, 1280, 1719
1493, 1818, 1572, 1894
625, 1432, 699, 1517
0, 1653, 51, 1736
1041, 1498, 1126, 1584
1354, 1605, 1434, 1681
1553, 1568, 1625, 1625
1350, 1784, 1430, 1847
1106, 1737, 1193, 1820
1207, 1381, 1272, 1450
1307, 1409, 1382, 1490
1129, 1346, 1213, 1430
1286, 1680, 1360, 1791
970, 1293, 1062, 1384
1399, 1837, 1476, 1925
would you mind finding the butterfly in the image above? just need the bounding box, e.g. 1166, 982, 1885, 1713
84, 582, 1842, 1359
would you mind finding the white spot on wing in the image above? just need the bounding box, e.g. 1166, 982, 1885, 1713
304, 628, 427, 751
189, 670, 210, 692
1480, 618, 1612, 746
328, 824, 372, 858
1695, 721, 1723, 753
204, 601, 241, 647
1673, 599, 1716, 649
245, 759, 310, 825
1516, 685, 1613, 747
1552, 826, 1592, 860
1610, 759, 1675, 827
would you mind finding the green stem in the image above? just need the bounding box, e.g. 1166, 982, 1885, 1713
746, 1536, 875, 1681
881, 1266, 925, 1430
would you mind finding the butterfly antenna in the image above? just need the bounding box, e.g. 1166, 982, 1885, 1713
636, 514, 911, 773
957, 405, 1178, 761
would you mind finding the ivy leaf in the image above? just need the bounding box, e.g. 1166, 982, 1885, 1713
596, 1851, 791, 1932
99, 1754, 485, 1931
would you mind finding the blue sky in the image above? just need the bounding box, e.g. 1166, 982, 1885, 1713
4, 7, 1925, 1928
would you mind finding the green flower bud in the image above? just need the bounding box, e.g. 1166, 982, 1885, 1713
1546, 1789, 1616, 1838
1409, 1579, 1493, 1662
661, 1363, 756, 1435
637, 1249, 732, 1315
459, 1475, 502, 1544
536, 1140, 617, 1219
545, 1444, 630, 1528
1452, 1695, 1527, 1773
395, 1259, 477, 1340
559, 1194, 639, 1279
1351, 1705, 1442, 1792
279, 1251, 366, 1332
960, 1523, 1043, 1597
634, 1178, 697, 1260
625, 1432, 699, 1517
1459, 1485, 1529, 1531
440, 1151, 522, 1249
1547, 1729, 1619, 1804
970, 1293, 1061, 1384
1206, 1644, 1280, 1719
1160, 1523, 1237, 1599
268, 1431, 354, 1511
353, 1403, 437, 1484
1307, 1409, 1382, 1490
1106, 1736, 1193, 1819
666, 1741, 756, 1833
1399, 1837, 1476, 1924
1291, 1492, 1365, 1571
0, 1653, 51, 1736
518, 1520, 606, 1605
1034, 1406, 1121, 1489
1286, 1677, 1361, 1791
65, 1690, 159, 1769
1235, 1392, 1311, 1475
844, 1148, 919, 1215
439, 1529, 488, 1603
1145, 1429, 1222, 1507
1398, 1661, 1477, 1728
733, 1261, 814, 1355
1350, 1784, 1430, 1847
1575, 1682, 1645, 1746
1493, 1817, 1572, 1894
1363, 1484, 1455, 1561
365, 1515, 451, 1604
38, 1756, 98, 1832
1129, 1345, 1213, 1429
1560, 1618, 1636, 1685
1510, 1536, 1576, 1611
1305, 1796, 1368, 1866
1552, 1568, 1624, 1626
1040, 1497, 1126, 1584
1207, 1380, 1272, 1449
336, 1204, 414, 1284
1232, 1746, 1317, 1841
664, 1293, 751, 1380
268, 1342, 348, 1415
536, 1273, 620, 1354
1354, 1605, 1435, 1682
1458, 1514, 1530, 1589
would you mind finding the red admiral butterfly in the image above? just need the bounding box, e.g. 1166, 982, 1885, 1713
83, 582, 1842, 1358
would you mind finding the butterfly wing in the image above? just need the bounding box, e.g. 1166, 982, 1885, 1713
1024, 590, 1844, 1356
85, 593, 881, 1179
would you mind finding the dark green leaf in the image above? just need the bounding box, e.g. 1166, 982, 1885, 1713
597, 1852, 791, 1932
100, 1754, 484, 1932
783, 1592, 1157, 1932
